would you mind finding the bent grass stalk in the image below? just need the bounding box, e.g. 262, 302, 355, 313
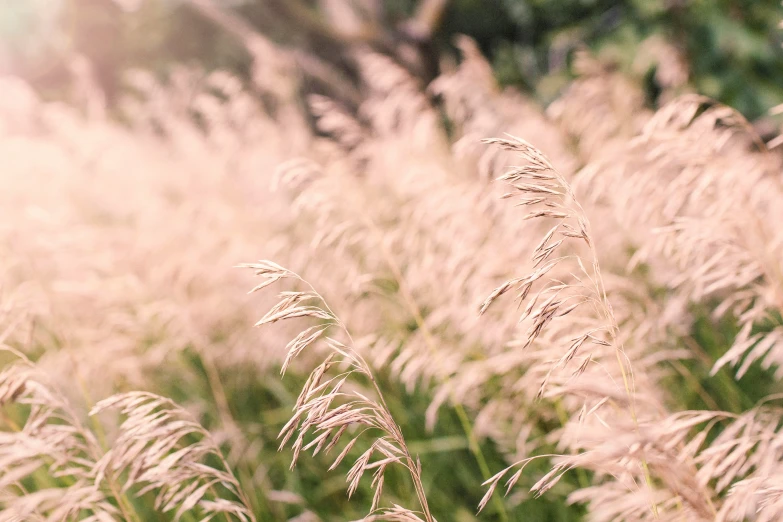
477, 136, 671, 518
244, 262, 435, 521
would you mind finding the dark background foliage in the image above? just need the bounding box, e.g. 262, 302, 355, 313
3, 0, 783, 119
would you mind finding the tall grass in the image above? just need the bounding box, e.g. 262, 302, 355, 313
2, 30, 783, 522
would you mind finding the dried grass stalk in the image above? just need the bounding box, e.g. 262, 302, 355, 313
243, 261, 436, 522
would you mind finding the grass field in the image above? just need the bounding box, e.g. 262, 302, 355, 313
2, 36, 783, 522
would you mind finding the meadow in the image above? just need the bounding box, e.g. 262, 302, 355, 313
2, 16, 783, 522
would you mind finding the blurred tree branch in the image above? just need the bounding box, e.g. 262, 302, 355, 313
271, 0, 451, 48
278, 0, 440, 79
187, 0, 362, 107
271, 0, 385, 45
190, 0, 450, 102
409, 0, 449, 41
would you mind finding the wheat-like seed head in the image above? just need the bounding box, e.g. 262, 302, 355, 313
90, 392, 256, 521
243, 261, 436, 522
0, 354, 116, 520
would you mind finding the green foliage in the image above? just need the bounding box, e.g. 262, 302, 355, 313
10, 0, 783, 119
144, 348, 588, 521
462, 0, 783, 118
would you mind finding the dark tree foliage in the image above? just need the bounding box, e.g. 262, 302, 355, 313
3, 0, 783, 119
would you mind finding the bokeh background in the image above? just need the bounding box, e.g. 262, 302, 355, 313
5, 1, 783, 120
